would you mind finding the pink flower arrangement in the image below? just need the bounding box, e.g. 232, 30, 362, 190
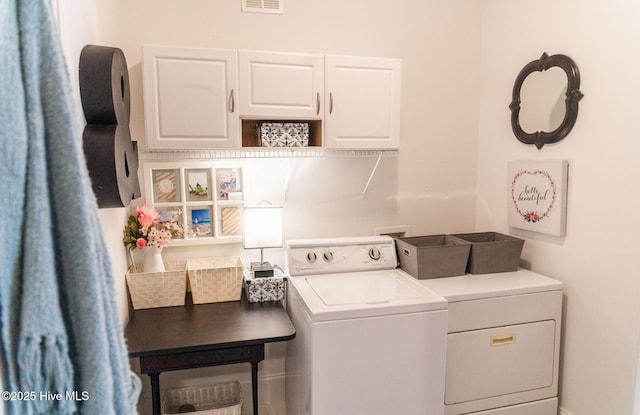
122, 205, 181, 250
137, 205, 159, 229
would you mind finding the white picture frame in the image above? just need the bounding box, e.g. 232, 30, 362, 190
507, 160, 569, 236
143, 160, 244, 246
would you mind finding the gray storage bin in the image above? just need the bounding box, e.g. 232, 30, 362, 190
450, 232, 524, 274
396, 235, 471, 279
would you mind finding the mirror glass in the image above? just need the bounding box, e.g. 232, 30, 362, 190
519, 67, 567, 133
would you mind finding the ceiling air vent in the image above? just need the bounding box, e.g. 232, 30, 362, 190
242, 0, 283, 14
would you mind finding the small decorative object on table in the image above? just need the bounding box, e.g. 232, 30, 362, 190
244, 267, 286, 303
122, 205, 181, 272
142, 246, 165, 273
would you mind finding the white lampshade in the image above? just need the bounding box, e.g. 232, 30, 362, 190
242, 204, 283, 249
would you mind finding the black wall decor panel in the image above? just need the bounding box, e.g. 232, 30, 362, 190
79, 45, 140, 208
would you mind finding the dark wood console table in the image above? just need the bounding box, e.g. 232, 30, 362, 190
125, 295, 295, 415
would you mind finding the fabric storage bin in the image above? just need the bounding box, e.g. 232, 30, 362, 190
450, 232, 524, 274
126, 260, 187, 310
161, 381, 242, 415
187, 257, 244, 304
243, 268, 286, 302
396, 235, 471, 279
260, 122, 309, 147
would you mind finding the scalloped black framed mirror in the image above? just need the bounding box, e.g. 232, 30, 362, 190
509, 53, 584, 149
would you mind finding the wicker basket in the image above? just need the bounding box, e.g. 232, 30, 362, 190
126, 260, 187, 310
161, 381, 242, 415
187, 257, 244, 304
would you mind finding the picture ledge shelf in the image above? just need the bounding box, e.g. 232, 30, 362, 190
139, 148, 399, 161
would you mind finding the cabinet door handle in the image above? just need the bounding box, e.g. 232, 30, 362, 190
329, 92, 334, 114
316, 92, 320, 115
491, 333, 516, 347
229, 89, 235, 113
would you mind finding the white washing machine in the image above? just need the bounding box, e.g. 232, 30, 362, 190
285, 236, 448, 415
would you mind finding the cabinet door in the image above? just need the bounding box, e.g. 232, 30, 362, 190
325, 55, 401, 149
143, 45, 239, 149
239, 50, 324, 119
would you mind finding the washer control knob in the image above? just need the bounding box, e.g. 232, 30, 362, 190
323, 251, 334, 262
306, 252, 317, 264
369, 247, 382, 261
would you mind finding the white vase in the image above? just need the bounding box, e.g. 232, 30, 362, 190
142, 246, 165, 273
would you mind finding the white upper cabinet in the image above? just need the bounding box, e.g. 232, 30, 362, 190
324, 55, 402, 149
143, 45, 239, 149
142, 46, 402, 151
238, 50, 324, 119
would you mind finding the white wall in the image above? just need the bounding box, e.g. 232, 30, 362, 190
477, 1, 640, 414
635, 334, 640, 414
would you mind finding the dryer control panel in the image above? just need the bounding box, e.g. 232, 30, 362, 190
286, 235, 398, 276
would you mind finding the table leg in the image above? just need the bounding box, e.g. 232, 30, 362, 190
150, 373, 161, 415
251, 361, 259, 415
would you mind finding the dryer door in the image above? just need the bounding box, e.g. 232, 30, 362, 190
445, 320, 556, 404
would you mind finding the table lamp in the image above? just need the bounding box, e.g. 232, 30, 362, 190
243, 203, 283, 277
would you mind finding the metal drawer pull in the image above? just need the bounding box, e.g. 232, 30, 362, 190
329, 92, 334, 114
316, 92, 320, 115
229, 89, 235, 113
491, 333, 516, 346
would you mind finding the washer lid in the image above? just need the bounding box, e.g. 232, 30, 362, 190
289, 269, 447, 322
308, 273, 420, 306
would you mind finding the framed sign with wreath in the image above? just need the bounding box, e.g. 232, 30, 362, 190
508, 160, 569, 236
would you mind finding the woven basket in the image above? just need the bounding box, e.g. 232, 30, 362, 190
187, 257, 243, 304
161, 381, 242, 415
126, 260, 187, 310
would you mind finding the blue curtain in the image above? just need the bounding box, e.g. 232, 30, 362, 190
0, 0, 140, 413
